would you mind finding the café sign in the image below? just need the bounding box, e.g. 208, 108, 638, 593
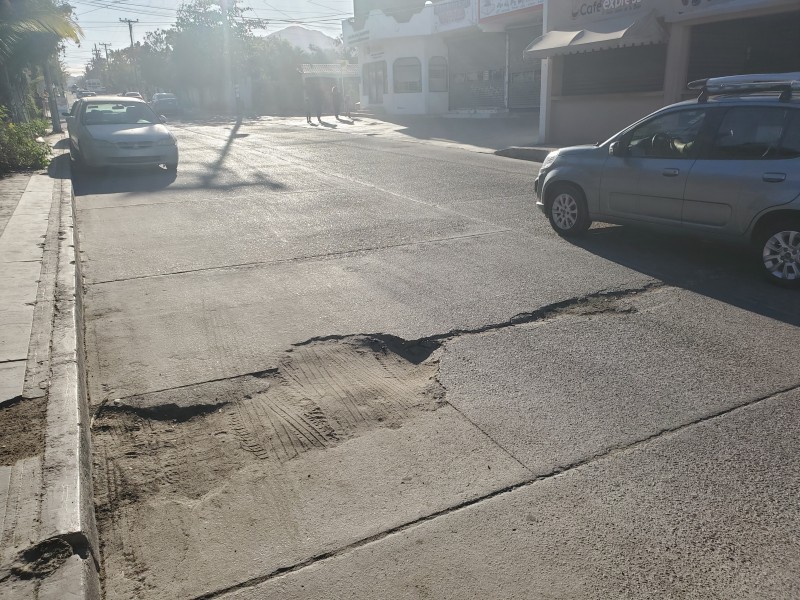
571, 0, 643, 21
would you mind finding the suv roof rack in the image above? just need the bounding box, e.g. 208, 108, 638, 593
688, 73, 800, 103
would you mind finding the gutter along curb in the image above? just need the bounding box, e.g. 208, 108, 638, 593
37, 155, 101, 599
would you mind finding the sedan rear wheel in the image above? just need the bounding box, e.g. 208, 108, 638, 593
758, 223, 800, 288
547, 183, 591, 237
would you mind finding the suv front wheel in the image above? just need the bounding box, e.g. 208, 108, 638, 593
756, 220, 800, 288
546, 183, 591, 237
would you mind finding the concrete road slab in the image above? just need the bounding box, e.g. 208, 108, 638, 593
227, 388, 800, 600
441, 286, 800, 474
82, 231, 652, 400
71, 163, 316, 208
97, 405, 530, 600
75, 185, 505, 282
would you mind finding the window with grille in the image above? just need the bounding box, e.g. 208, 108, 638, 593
394, 57, 422, 93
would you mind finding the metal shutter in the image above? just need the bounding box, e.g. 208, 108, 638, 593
687, 11, 800, 83
508, 25, 543, 109
447, 33, 507, 109
561, 44, 667, 96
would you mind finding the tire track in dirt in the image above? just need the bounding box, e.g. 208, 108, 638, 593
91, 335, 444, 595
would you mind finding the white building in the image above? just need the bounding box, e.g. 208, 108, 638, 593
342, 0, 545, 115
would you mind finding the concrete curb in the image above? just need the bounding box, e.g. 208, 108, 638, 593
37, 153, 101, 598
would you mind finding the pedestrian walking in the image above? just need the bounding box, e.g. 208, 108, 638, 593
313, 85, 323, 123
344, 94, 351, 119
332, 85, 342, 120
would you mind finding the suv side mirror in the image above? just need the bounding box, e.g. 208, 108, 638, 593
609, 141, 625, 157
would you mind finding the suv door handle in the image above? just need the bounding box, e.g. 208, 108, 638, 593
762, 172, 786, 183
662, 168, 680, 177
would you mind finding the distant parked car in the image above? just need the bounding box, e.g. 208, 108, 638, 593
76, 90, 96, 99
64, 96, 178, 172
150, 93, 180, 116
124, 91, 144, 99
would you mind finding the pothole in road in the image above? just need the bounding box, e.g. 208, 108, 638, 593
92, 333, 444, 507
90, 288, 648, 598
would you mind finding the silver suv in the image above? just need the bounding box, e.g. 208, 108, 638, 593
534, 73, 800, 288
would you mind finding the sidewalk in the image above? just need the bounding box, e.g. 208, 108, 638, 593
0, 138, 99, 599
229, 110, 557, 160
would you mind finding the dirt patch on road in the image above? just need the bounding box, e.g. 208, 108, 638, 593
92, 335, 443, 597
0, 397, 46, 466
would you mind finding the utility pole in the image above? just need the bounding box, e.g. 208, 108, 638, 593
100, 43, 112, 89
100, 42, 111, 63
220, 0, 235, 114
119, 18, 140, 91
119, 18, 138, 48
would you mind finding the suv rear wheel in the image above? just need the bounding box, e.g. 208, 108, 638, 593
546, 183, 591, 237
756, 220, 800, 288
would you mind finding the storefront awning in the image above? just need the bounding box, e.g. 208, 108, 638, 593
524, 10, 666, 60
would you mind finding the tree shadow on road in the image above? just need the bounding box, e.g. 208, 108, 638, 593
569, 226, 800, 326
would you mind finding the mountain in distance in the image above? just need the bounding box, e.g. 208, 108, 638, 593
267, 26, 338, 51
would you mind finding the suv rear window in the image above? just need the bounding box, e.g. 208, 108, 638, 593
709, 107, 799, 160
779, 112, 800, 159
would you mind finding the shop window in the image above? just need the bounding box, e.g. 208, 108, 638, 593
394, 57, 422, 93
429, 56, 447, 92
561, 45, 666, 96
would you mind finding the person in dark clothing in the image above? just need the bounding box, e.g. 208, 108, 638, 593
332, 85, 342, 120
312, 83, 323, 123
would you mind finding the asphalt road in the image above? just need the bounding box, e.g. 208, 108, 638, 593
73, 117, 800, 600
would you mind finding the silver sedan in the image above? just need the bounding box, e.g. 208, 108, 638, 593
65, 96, 179, 171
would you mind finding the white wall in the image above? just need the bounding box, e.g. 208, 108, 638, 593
357, 35, 452, 115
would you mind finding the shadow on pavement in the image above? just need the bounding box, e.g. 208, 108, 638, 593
571, 226, 800, 326
48, 153, 71, 180
72, 166, 177, 196
365, 110, 540, 151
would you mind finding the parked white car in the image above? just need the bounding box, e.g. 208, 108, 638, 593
64, 96, 178, 171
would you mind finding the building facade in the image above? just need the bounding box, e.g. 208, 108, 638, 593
343, 0, 544, 115
530, 0, 800, 145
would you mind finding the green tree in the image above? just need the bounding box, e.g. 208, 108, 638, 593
0, 0, 82, 122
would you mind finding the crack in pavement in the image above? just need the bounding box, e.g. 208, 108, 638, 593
90, 281, 665, 598
189, 379, 800, 600
86, 229, 511, 286
293, 281, 661, 349
96, 282, 659, 404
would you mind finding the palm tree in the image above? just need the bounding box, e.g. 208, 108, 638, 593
0, 0, 82, 122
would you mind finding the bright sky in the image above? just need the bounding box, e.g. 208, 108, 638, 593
64, 0, 354, 76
